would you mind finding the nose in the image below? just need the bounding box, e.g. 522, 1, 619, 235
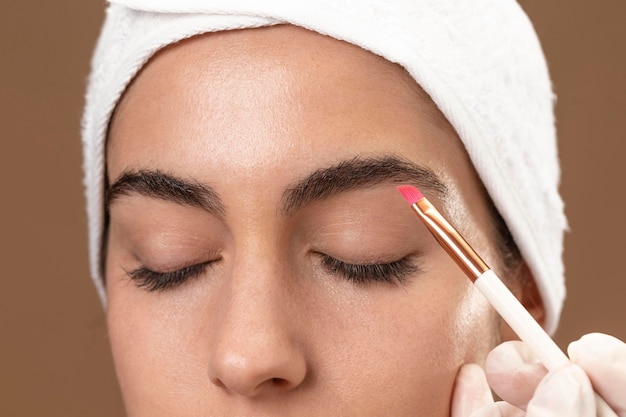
207, 269, 308, 397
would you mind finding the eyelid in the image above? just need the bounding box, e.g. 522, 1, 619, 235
317, 253, 419, 285
127, 260, 216, 292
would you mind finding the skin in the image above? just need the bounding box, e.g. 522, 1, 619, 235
105, 25, 538, 416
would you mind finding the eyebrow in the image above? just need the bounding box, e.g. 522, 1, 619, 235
281, 155, 447, 215
106, 169, 226, 217
105, 155, 447, 218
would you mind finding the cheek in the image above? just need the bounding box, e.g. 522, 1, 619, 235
313, 273, 496, 414
106, 280, 213, 413
450, 284, 499, 362
395, 283, 494, 411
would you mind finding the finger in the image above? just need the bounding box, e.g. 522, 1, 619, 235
525, 364, 595, 417
568, 333, 626, 416
470, 402, 525, 417
451, 364, 494, 417
484, 341, 547, 410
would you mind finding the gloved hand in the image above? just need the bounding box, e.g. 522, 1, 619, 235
450, 333, 626, 417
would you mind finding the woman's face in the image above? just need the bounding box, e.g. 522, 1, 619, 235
106, 25, 503, 416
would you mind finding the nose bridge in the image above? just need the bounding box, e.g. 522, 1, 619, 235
207, 243, 307, 397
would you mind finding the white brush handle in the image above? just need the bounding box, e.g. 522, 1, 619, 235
475, 270, 617, 417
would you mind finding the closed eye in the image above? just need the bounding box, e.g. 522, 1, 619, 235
318, 254, 419, 285
127, 261, 215, 292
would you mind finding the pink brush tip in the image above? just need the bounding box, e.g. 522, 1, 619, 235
397, 185, 424, 205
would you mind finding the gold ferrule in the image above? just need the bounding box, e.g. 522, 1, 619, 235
412, 199, 490, 282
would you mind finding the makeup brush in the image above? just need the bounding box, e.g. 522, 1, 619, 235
397, 185, 616, 417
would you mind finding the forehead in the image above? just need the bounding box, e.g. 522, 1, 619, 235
107, 25, 471, 205
109, 26, 455, 157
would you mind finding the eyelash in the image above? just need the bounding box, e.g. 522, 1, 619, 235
127, 255, 419, 292
127, 262, 213, 292
319, 254, 419, 285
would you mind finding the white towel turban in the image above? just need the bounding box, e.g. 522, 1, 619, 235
82, 0, 568, 333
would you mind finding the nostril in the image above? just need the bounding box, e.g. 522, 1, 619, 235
212, 378, 226, 390
264, 377, 298, 392
270, 377, 287, 387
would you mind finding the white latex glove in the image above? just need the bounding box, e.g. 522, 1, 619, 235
450, 333, 626, 417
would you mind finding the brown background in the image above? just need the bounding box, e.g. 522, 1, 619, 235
1, 1, 624, 416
